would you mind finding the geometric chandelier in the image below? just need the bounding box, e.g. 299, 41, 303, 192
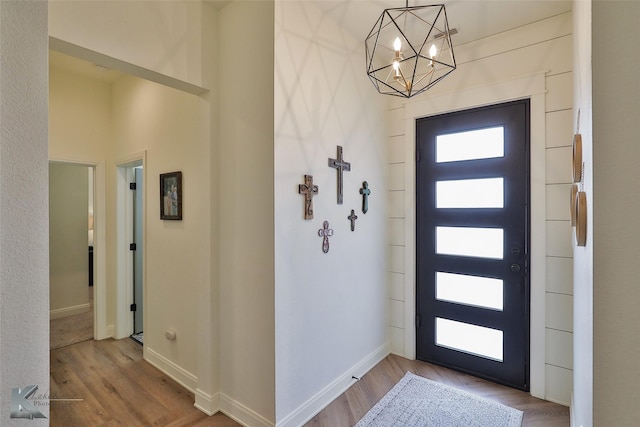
365, 2, 456, 98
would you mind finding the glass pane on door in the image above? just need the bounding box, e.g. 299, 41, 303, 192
436, 272, 503, 310
436, 126, 504, 163
436, 178, 504, 208
436, 317, 504, 361
436, 226, 504, 259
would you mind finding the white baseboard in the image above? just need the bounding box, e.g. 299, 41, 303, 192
95, 323, 114, 340
50, 303, 90, 320
219, 393, 275, 427
194, 389, 220, 416
145, 347, 198, 393
277, 341, 390, 427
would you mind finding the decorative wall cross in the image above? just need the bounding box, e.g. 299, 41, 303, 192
328, 146, 351, 204
348, 209, 358, 232
298, 175, 318, 220
318, 220, 334, 253
359, 181, 371, 213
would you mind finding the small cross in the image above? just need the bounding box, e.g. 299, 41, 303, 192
359, 181, 371, 214
318, 220, 334, 253
348, 209, 358, 232
328, 146, 351, 205
298, 175, 318, 220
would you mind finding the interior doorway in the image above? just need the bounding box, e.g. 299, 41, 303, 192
115, 156, 145, 343
131, 166, 144, 344
415, 100, 530, 390
49, 162, 95, 350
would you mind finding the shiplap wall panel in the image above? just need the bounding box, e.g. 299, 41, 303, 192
545, 73, 573, 111
453, 13, 572, 66
388, 191, 405, 218
388, 163, 405, 191
546, 146, 573, 184
546, 184, 572, 220
546, 110, 574, 148
388, 108, 405, 137
546, 328, 574, 369
546, 221, 573, 258
546, 257, 574, 295
387, 136, 405, 164
546, 293, 574, 332
545, 365, 573, 405
389, 245, 405, 274
389, 272, 405, 301
389, 300, 405, 329
388, 218, 405, 246
389, 326, 404, 355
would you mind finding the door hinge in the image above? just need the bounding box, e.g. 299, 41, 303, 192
130, 243, 136, 251
130, 182, 137, 190
130, 303, 137, 312
415, 315, 421, 329
416, 148, 421, 162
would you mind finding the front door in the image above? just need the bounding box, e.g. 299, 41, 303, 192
416, 100, 530, 390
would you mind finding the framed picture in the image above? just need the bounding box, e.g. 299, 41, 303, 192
160, 171, 182, 220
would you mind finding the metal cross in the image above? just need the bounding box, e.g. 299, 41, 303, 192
318, 220, 334, 253
298, 175, 319, 220
359, 181, 371, 214
348, 209, 358, 232
328, 146, 351, 204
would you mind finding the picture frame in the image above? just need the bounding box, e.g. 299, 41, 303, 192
160, 171, 182, 220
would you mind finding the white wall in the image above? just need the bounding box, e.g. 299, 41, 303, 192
49, 164, 90, 318
49, 0, 204, 88
218, 2, 276, 425
591, 1, 640, 425
274, 2, 389, 425
386, 13, 574, 405
0, 1, 49, 423
572, 0, 592, 425
110, 74, 211, 386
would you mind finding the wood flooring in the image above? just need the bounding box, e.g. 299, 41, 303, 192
305, 354, 570, 427
50, 338, 241, 427
52, 338, 569, 426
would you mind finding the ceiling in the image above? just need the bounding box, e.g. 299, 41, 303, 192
313, 0, 572, 46
50, 0, 572, 82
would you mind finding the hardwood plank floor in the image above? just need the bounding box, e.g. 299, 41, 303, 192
305, 354, 570, 427
52, 339, 569, 426
50, 338, 241, 427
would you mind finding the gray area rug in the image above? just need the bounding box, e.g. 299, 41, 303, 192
355, 372, 523, 427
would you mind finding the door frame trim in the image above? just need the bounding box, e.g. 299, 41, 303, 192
115, 151, 146, 340
402, 72, 546, 398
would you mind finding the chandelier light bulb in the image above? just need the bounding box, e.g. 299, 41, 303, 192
393, 60, 401, 78
394, 37, 402, 52
429, 44, 438, 59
